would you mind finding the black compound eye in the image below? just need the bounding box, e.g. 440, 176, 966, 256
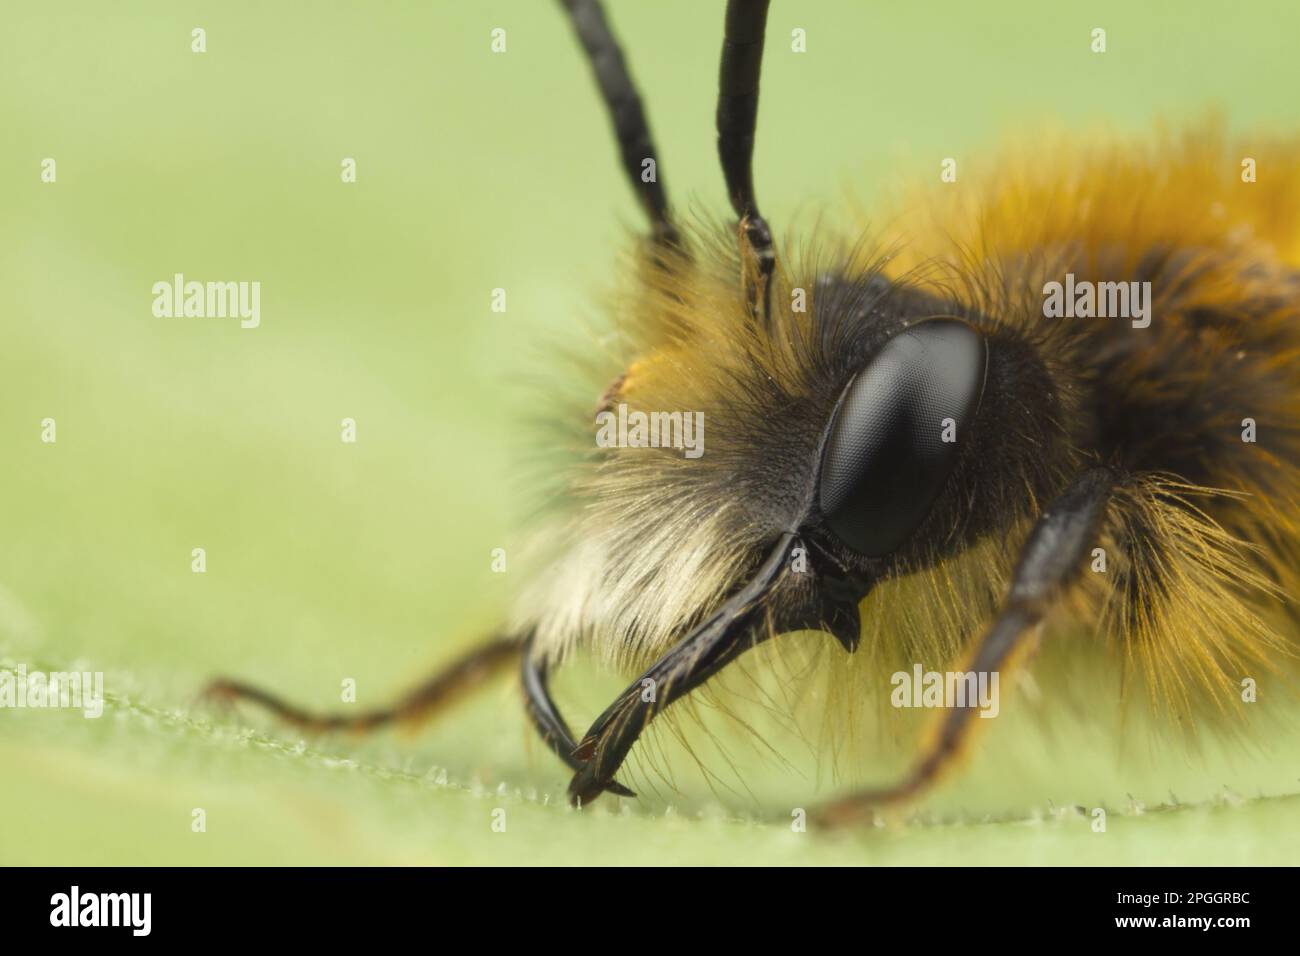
817, 319, 987, 558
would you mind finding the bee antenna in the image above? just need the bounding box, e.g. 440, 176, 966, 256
717, 0, 776, 326
558, 0, 681, 252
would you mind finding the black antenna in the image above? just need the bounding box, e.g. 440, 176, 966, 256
716, 0, 774, 323
559, 0, 679, 248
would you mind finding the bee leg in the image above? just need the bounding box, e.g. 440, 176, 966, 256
201, 635, 521, 734
567, 532, 799, 806
716, 0, 775, 325
521, 638, 636, 797
558, 0, 681, 253
814, 467, 1118, 827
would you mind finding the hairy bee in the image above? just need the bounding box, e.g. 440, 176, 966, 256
206, 0, 1300, 825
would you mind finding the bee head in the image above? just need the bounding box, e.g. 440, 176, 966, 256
814, 318, 988, 559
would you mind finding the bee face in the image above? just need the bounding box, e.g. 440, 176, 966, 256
816, 318, 988, 559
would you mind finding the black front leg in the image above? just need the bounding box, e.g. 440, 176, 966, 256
521, 635, 635, 797
567, 532, 801, 805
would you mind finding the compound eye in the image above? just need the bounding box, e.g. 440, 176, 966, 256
817, 319, 987, 558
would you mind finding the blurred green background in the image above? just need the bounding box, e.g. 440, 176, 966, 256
2, 0, 1299, 865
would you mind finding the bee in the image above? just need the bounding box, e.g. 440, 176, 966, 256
205, 0, 1300, 826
